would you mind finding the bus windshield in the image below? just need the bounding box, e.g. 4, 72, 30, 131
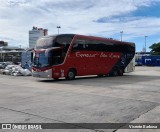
33, 52, 49, 68
33, 48, 67, 67
33, 34, 75, 67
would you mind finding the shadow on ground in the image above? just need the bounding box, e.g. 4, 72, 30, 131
37, 74, 160, 87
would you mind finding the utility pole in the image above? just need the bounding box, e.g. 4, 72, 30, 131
57, 26, 61, 34
120, 31, 123, 41
145, 36, 148, 52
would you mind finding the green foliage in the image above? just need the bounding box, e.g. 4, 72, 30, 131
149, 42, 160, 55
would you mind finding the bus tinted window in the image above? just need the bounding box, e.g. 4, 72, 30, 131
85, 40, 97, 51
86, 40, 114, 52
55, 36, 73, 46
73, 39, 115, 52
72, 38, 135, 53
96, 42, 108, 51
55, 35, 73, 53
72, 39, 86, 51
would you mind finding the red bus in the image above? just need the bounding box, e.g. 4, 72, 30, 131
32, 34, 135, 79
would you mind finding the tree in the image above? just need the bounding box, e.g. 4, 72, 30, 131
149, 42, 160, 55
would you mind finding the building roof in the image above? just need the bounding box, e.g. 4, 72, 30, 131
0, 46, 24, 51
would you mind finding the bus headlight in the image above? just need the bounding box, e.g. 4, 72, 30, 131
45, 70, 48, 73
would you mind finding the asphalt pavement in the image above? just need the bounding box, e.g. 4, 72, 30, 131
0, 66, 160, 132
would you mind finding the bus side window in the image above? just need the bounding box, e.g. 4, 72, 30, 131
85, 40, 97, 51
55, 36, 73, 53
72, 39, 85, 51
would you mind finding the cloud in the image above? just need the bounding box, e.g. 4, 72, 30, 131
0, 0, 160, 49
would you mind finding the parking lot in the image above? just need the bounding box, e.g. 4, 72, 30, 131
0, 66, 160, 132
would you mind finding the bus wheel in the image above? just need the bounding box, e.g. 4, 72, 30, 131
54, 78, 59, 80
112, 70, 118, 76
66, 69, 76, 80
97, 74, 103, 77
109, 69, 118, 77
118, 69, 124, 76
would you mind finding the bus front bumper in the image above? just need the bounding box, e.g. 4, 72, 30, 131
32, 69, 52, 78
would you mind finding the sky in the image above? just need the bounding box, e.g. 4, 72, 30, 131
0, 0, 160, 52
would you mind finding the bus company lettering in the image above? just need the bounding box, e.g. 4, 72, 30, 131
76, 52, 120, 58
109, 53, 120, 59
100, 52, 108, 58
101, 53, 120, 58
76, 52, 98, 58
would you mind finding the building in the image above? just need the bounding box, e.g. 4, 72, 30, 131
29, 26, 48, 48
0, 46, 25, 62
0, 41, 8, 47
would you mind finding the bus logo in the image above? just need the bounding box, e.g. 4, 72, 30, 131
2, 124, 11, 129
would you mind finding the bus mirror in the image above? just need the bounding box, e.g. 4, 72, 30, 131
45, 49, 51, 57
72, 44, 78, 52
73, 43, 78, 48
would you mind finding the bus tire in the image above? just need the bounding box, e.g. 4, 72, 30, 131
109, 69, 118, 77
97, 74, 103, 77
112, 70, 118, 76
66, 69, 76, 80
118, 69, 124, 76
